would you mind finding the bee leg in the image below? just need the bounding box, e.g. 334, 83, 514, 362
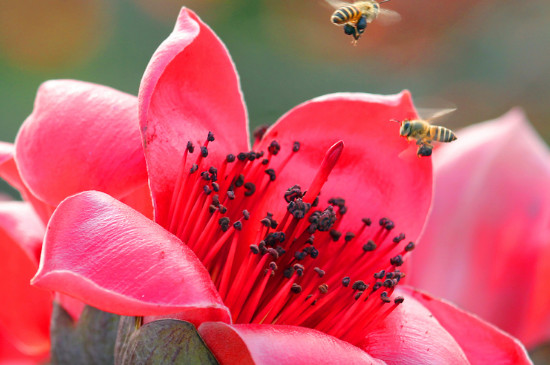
417, 144, 433, 157
356, 15, 367, 33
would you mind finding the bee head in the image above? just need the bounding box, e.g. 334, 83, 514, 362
399, 120, 411, 137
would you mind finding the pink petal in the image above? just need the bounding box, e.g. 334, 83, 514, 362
256, 92, 432, 241
0, 202, 51, 356
358, 288, 470, 364
0, 329, 48, 365
409, 109, 550, 347
0, 143, 54, 223
139, 8, 248, 225
15, 80, 149, 209
402, 287, 532, 364
198, 322, 384, 365
32, 191, 230, 326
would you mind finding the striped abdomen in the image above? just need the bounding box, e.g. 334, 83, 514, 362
331, 6, 362, 24
429, 126, 457, 142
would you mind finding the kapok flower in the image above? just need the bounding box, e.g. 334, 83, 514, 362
31, 8, 531, 363
409, 109, 550, 349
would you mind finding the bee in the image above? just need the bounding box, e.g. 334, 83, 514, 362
326, 0, 400, 42
394, 108, 458, 157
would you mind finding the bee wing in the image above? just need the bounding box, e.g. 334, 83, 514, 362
417, 108, 457, 123
325, 0, 353, 9
376, 9, 401, 25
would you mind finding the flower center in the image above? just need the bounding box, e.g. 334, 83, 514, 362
164, 132, 415, 344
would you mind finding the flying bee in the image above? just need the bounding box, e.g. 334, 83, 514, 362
394, 108, 458, 157
326, 0, 400, 43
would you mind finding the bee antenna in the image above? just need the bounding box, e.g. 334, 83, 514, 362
379, 0, 391, 3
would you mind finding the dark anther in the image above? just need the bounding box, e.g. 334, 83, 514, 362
283, 267, 294, 278
275, 246, 286, 256
284, 185, 304, 203
384, 220, 395, 230
250, 245, 259, 254
253, 125, 268, 141
312, 196, 319, 207
233, 221, 242, 231
291, 283, 303, 294
219, 205, 227, 214
237, 152, 247, 161
293, 141, 300, 152
354, 291, 364, 300
342, 277, 351, 287
293, 263, 305, 276
344, 232, 355, 242
374, 270, 386, 279
200, 146, 208, 158
242, 210, 250, 220
309, 247, 319, 259
362, 240, 377, 252
405, 241, 416, 252
186, 141, 195, 153
203, 185, 212, 195
190, 164, 199, 173
372, 282, 382, 291
329, 230, 342, 242
308, 206, 337, 233
328, 197, 347, 214
394, 296, 405, 304
267, 248, 279, 259
314, 267, 325, 277
265, 168, 276, 181
262, 159, 269, 165
226, 154, 236, 163
306, 235, 315, 244
218, 217, 230, 232
207, 131, 215, 142
318, 284, 329, 294
294, 251, 306, 260
268, 140, 281, 155
379, 217, 388, 226
383, 279, 395, 288
393, 233, 406, 243
352, 280, 368, 291
390, 254, 404, 267
235, 174, 245, 188
209, 166, 217, 174
287, 198, 311, 219
380, 291, 392, 303
227, 191, 235, 200
248, 152, 257, 161
385, 272, 394, 279
212, 182, 220, 192
244, 182, 256, 196
260, 218, 271, 228
265, 232, 285, 246
269, 261, 278, 271
201, 171, 211, 181
209, 205, 217, 213
270, 219, 278, 229
362, 218, 372, 226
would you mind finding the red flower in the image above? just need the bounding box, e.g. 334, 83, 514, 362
30, 8, 530, 363
410, 109, 550, 349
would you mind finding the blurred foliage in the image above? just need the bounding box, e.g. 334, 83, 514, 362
0, 0, 549, 197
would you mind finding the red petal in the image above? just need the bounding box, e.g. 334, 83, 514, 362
139, 8, 248, 225
402, 287, 532, 364
0, 202, 51, 355
0, 143, 54, 223
0, 329, 48, 365
409, 109, 550, 347
15, 80, 149, 209
256, 92, 432, 242
358, 288, 470, 364
32, 191, 230, 325
198, 322, 384, 365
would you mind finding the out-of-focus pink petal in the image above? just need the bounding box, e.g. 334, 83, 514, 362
358, 288, 469, 364
31, 191, 230, 327
409, 109, 550, 347
15, 80, 149, 210
198, 322, 384, 365
0, 143, 54, 223
0, 202, 50, 356
54, 293, 85, 321
139, 8, 248, 225
0, 330, 48, 365
402, 287, 532, 364
255, 92, 431, 242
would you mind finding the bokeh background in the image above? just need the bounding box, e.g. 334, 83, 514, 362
0, 0, 549, 198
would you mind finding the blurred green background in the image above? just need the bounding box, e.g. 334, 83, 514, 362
1, 0, 549, 197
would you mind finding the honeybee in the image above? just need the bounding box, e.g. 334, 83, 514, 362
326, 0, 400, 42
394, 108, 458, 157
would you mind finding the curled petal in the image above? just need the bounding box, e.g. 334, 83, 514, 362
15, 80, 149, 208
0, 202, 50, 355
256, 92, 432, 241
401, 287, 532, 364
198, 322, 384, 365
139, 8, 248, 225
32, 191, 230, 326
410, 109, 550, 347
